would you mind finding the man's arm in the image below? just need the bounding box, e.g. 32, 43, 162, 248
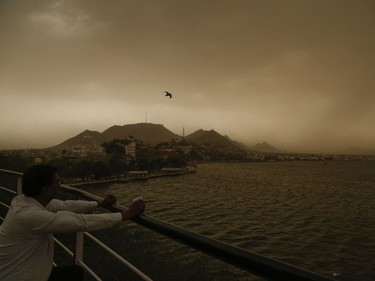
47, 195, 117, 213
28, 199, 145, 234
27, 209, 122, 233
47, 199, 97, 213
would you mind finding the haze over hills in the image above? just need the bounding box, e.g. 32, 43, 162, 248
1, 1, 374, 154
335, 147, 375, 156
53, 123, 278, 153
251, 142, 280, 153
185, 129, 237, 148
50, 123, 374, 155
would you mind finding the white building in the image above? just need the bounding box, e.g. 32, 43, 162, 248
125, 142, 136, 159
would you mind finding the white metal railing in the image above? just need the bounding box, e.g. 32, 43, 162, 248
0, 185, 16, 221
1, 168, 335, 281
0, 169, 152, 281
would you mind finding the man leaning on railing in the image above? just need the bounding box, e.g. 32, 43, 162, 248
0, 164, 145, 281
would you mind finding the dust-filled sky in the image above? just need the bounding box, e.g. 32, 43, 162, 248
0, 0, 374, 152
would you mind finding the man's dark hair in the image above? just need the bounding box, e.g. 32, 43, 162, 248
22, 165, 58, 197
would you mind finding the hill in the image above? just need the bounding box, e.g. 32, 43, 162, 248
54, 130, 105, 148
186, 129, 238, 148
249, 142, 280, 153
54, 123, 180, 149
101, 123, 180, 144
53, 123, 280, 153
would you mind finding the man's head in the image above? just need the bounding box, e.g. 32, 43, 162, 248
22, 164, 60, 198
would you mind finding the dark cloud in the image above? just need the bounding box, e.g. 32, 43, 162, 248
0, 0, 374, 151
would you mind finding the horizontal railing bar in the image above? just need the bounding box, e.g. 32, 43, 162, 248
0, 168, 23, 176
54, 238, 74, 257
84, 232, 153, 281
0, 185, 17, 194
0, 201, 10, 209
61, 184, 334, 281
54, 236, 105, 281
134, 215, 334, 281
76, 260, 102, 281
0, 179, 151, 281
61, 184, 104, 202
53, 225, 150, 280
54, 229, 149, 281
0, 170, 334, 281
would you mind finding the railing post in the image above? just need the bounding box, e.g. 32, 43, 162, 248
16, 176, 22, 195
74, 232, 84, 265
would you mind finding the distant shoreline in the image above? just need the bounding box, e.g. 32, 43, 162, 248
69, 168, 196, 187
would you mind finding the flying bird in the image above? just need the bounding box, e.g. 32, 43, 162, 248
164, 91, 172, 99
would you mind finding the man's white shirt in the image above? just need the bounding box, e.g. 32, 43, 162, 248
0, 195, 122, 281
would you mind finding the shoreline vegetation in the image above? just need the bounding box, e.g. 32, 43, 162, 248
1, 147, 374, 187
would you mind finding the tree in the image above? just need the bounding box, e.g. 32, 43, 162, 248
108, 156, 128, 174
102, 141, 125, 155
165, 155, 187, 168
0, 151, 33, 172
92, 161, 112, 179
70, 160, 93, 181
48, 157, 71, 178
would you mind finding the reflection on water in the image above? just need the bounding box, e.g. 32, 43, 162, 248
82, 161, 375, 281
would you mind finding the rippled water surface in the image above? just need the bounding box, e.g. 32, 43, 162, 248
83, 161, 375, 281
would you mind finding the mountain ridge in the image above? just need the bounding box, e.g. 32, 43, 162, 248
52, 123, 280, 153
251, 141, 280, 153
53, 123, 179, 148
185, 129, 237, 147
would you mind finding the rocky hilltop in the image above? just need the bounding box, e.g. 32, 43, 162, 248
186, 129, 237, 148
53, 123, 179, 149
53, 122, 278, 153
251, 142, 280, 153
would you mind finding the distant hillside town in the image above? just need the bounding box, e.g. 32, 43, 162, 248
0, 123, 374, 180
50, 122, 279, 156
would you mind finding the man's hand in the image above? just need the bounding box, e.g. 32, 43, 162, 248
98, 194, 117, 208
121, 199, 145, 221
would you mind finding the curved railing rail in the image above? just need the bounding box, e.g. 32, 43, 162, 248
0, 168, 334, 281
0, 169, 152, 281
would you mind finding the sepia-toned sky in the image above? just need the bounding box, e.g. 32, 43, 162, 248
0, 0, 374, 152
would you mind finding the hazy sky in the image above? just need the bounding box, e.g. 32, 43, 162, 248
0, 0, 374, 152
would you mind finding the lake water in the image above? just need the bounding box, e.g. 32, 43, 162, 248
81, 161, 375, 281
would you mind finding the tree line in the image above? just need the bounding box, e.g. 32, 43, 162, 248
0, 138, 188, 181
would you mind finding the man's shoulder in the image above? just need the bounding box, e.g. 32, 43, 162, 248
11, 195, 30, 208
8, 196, 46, 220
12, 195, 42, 208
3, 196, 45, 227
